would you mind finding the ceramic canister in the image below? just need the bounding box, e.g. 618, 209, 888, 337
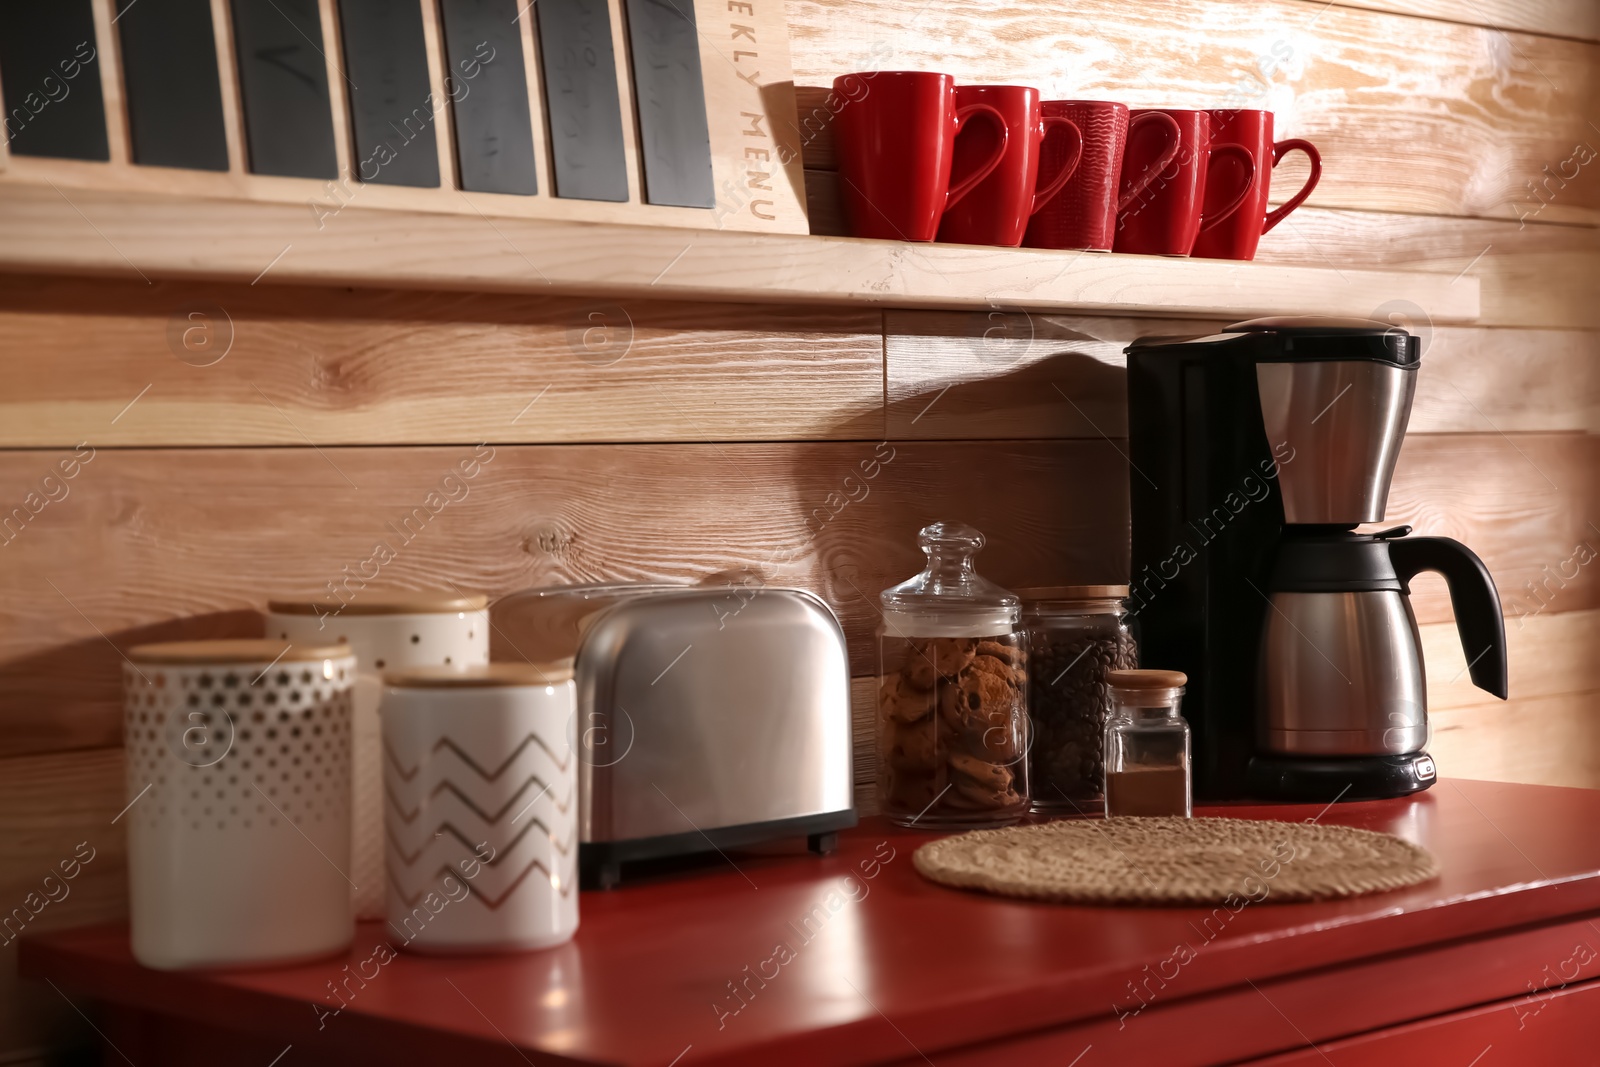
381, 663, 578, 953
266, 591, 490, 920
123, 639, 357, 970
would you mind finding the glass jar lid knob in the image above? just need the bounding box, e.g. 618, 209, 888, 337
879, 521, 1020, 636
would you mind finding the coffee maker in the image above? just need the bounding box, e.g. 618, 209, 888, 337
1124, 317, 1508, 801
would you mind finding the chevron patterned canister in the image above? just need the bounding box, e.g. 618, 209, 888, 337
380, 662, 578, 953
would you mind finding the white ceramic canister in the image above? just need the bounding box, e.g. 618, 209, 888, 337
122, 639, 357, 969
266, 591, 489, 920
381, 663, 577, 953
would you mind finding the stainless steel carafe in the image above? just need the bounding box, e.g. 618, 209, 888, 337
1259, 527, 1508, 759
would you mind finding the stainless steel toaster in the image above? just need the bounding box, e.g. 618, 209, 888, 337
571, 586, 856, 888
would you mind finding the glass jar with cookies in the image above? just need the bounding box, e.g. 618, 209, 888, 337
877, 521, 1029, 828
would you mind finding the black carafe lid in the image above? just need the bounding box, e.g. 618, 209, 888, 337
1269, 526, 1412, 592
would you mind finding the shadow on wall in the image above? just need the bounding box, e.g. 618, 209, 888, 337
0, 611, 262, 754
769, 327, 1144, 675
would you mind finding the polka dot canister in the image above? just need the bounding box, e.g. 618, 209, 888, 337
122, 639, 357, 970
267, 591, 490, 920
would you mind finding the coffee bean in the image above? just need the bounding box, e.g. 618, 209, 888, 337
1026, 625, 1137, 808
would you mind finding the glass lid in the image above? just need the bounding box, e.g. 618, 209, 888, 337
879, 522, 1020, 637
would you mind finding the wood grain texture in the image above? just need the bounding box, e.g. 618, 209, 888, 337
1387, 433, 1600, 624
884, 311, 1600, 439
1248, 206, 1600, 331
0, 432, 1587, 757
0, 440, 1127, 758
1424, 606, 1600, 713
1429, 691, 1600, 788
0, 747, 126, 1063
0, 277, 883, 446
0, 185, 1481, 321
783, 0, 1600, 225
1294, 0, 1600, 42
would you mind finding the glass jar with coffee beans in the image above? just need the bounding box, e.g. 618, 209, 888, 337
877, 522, 1029, 828
1018, 587, 1137, 815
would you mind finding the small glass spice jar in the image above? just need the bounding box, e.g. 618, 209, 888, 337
877, 521, 1029, 828
1018, 587, 1138, 815
1103, 670, 1191, 818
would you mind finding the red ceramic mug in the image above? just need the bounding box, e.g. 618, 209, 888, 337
937, 85, 1083, 247
1114, 109, 1255, 257
1190, 109, 1321, 261
832, 71, 1010, 242
1023, 101, 1180, 252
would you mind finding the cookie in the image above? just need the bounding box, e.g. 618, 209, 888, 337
977, 639, 1025, 668
950, 752, 1013, 793
884, 717, 940, 773
952, 774, 1018, 809
974, 717, 1024, 762
903, 637, 976, 691
939, 668, 1015, 735
969, 652, 1022, 689
879, 675, 935, 723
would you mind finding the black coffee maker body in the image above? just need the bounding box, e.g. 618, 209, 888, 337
1125, 317, 1508, 802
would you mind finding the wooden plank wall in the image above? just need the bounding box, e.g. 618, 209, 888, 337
0, 0, 1596, 1059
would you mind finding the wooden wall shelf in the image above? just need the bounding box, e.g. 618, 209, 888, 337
0, 184, 1480, 321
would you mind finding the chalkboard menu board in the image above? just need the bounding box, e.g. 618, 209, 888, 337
0, 0, 109, 161
116, 0, 230, 171
337, 0, 440, 188
439, 0, 538, 196
624, 0, 714, 208
536, 0, 629, 202
228, 0, 338, 179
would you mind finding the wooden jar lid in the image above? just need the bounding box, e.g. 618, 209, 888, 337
129, 639, 353, 665
267, 590, 488, 616
385, 662, 574, 688
1106, 669, 1188, 689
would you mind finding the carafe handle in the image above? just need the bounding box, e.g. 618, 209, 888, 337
1388, 537, 1508, 700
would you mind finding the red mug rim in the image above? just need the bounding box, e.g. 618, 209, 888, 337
834, 70, 955, 80
1040, 99, 1129, 109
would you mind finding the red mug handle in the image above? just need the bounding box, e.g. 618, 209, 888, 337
946, 103, 1010, 211
1261, 138, 1322, 234
1030, 116, 1083, 215
1116, 111, 1182, 212
1198, 143, 1258, 232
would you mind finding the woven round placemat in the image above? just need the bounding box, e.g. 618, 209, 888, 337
913, 817, 1438, 905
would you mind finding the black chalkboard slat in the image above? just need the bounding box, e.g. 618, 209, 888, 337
624, 0, 714, 209
535, 0, 629, 203
438, 0, 538, 196
116, 0, 230, 171
336, 0, 439, 188
0, 0, 110, 161
228, 0, 339, 179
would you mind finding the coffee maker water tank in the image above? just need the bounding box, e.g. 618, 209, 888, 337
1255, 356, 1415, 525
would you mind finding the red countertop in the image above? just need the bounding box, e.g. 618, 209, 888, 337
22, 779, 1600, 1067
